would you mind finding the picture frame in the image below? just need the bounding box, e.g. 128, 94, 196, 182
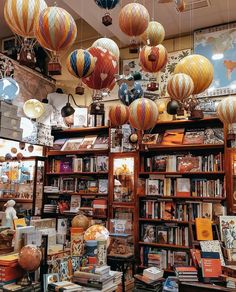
194, 22, 236, 97
1, 36, 17, 54
43, 273, 60, 292
73, 107, 88, 127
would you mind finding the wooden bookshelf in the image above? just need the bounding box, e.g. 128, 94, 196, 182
47, 149, 109, 156
139, 242, 190, 250
139, 171, 225, 176
52, 126, 109, 135
138, 218, 190, 224
46, 171, 108, 176
139, 195, 226, 201
140, 144, 224, 152
0, 198, 33, 203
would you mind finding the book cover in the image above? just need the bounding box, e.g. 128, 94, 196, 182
156, 228, 168, 244
200, 240, 225, 266
161, 128, 184, 146
152, 156, 167, 172
53, 139, 68, 150
57, 219, 67, 234
163, 202, 175, 220
72, 158, 83, 172
213, 203, 226, 220
202, 202, 213, 220
98, 179, 108, 194
60, 158, 73, 173
177, 156, 201, 172
195, 218, 213, 241
175, 266, 197, 274
110, 128, 122, 153
142, 224, 156, 243
93, 136, 109, 149
96, 156, 109, 172
73, 107, 88, 127
183, 129, 205, 144
201, 251, 222, 278
70, 195, 81, 213
204, 128, 224, 145
173, 251, 188, 266
122, 124, 135, 152
147, 179, 160, 196
79, 135, 97, 149
142, 134, 159, 145
176, 178, 191, 197
190, 249, 201, 267
61, 138, 84, 151
13, 218, 26, 229
219, 216, 236, 249
137, 178, 146, 196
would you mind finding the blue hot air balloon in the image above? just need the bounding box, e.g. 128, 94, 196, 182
118, 82, 143, 106
94, 0, 120, 9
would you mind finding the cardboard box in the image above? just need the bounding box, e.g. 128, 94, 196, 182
0, 114, 21, 130
0, 126, 22, 141
0, 101, 18, 118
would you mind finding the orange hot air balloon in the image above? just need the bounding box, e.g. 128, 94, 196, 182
109, 104, 130, 127
119, 3, 150, 37
141, 21, 165, 46
174, 54, 214, 94
167, 73, 194, 101
139, 45, 168, 73
129, 98, 159, 130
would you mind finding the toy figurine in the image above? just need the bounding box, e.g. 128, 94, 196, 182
2, 199, 18, 229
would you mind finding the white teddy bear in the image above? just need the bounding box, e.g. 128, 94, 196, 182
2, 199, 18, 229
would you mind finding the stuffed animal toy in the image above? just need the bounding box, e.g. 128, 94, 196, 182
2, 200, 18, 229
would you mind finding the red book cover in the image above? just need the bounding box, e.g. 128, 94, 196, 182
202, 258, 222, 278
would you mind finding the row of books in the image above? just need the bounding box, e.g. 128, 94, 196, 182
140, 246, 189, 269
49, 156, 109, 173
140, 200, 226, 221
48, 178, 108, 194
52, 135, 109, 151
140, 224, 189, 247
140, 177, 225, 197
143, 153, 224, 172
142, 127, 224, 146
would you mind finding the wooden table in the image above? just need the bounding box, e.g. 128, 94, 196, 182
179, 282, 234, 292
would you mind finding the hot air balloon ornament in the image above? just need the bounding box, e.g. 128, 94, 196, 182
94, 0, 120, 26
67, 49, 95, 95
35, 6, 77, 75
4, 0, 48, 67
216, 96, 236, 141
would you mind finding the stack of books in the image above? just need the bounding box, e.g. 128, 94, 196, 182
43, 204, 58, 214
0, 253, 22, 287
44, 186, 59, 193
134, 274, 164, 292
175, 266, 198, 282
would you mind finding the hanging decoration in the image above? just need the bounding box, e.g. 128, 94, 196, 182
94, 0, 120, 26
129, 98, 159, 130
35, 7, 77, 75
82, 47, 118, 93
4, 0, 47, 67
167, 73, 194, 101
118, 82, 143, 106
66, 49, 95, 95
119, 3, 150, 53
174, 54, 214, 94
175, 0, 186, 12
109, 104, 130, 127
23, 99, 45, 119
92, 38, 120, 60
216, 96, 236, 141
141, 21, 165, 46
139, 45, 168, 73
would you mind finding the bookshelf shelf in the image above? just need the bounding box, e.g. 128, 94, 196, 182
42, 212, 107, 219
155, 117, 222, 126
44, 192, 108, 197
47, 149, 109, 156
0, 198, 33, 203
139, 241, 190, 250
139, 195, 226, 201
140, 144, 224, 152
139, 171, 225, 176
52, 126, 109, 135
138, 218, 190, 224
46, 171, 108, 176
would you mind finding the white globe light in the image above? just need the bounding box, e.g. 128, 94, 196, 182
23, 99, 45, 119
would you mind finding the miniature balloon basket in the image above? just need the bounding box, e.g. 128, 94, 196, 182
48, 56, 62, 76
188, 109, 204, 120
75, 85, 85, 95
102, 13, 112, 26
17, 39, 36, 68
129, 40, 139, 54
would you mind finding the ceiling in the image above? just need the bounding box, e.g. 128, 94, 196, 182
0, 0, 236, 44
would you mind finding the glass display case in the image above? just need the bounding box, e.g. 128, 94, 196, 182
0, 157, 45, 216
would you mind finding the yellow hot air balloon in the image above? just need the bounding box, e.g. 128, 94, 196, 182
167, 73, 194, 101
141, 21, 165, 46
174, 54, 214, 95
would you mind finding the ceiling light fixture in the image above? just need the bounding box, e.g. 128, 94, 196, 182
61, 94, 82, 118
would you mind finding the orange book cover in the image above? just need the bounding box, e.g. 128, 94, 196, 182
195, 218, 213, 241
201, 252, 222, 278
161, 128, 185, 146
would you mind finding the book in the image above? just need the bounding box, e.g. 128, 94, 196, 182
79, 135, 97, 149
173, 251, 189, 266
70, 195, 81, 213
163, 276, 178, 292
176, 178, 191, 197
96, 156, 109, 172
163, 202, 175, 220
195, 218, 213, 241
201, 251, 222, 279
202, 202, 213, 220
156, 228, 168, 244
161, 128, 184, 146
143, 267, 164, 281
98, 179, 108, 194
60, 158, 73, 173
57, 219, 67, 234
200, 240, 225, 266
137, 178, 146, 196
147, 180, 160, 196
177, 156, 201, 172
219, 216, 236, 248
61, 138, 84, 151
143, 224, 156, 243
183, 129, 205, 144
152, 156, 167, 172
204, 128, 224, 144
53, 139, 67, 150
73, 107, 88, 127
72, 158, 83, 172
93, 136, 109, 149
190, 249, 201, 267
142, 134, 159, 145
13, 218, 26, 229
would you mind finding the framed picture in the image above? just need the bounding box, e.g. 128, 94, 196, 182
159, 49, 191, 97
194, 22, 236, 97
73, 107, 88, 127
43, 273, 60, 292
1, 36, 17, 54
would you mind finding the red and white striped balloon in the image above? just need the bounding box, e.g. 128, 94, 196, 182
109, 104, 130, 127
216, 96, 236, 125
167, 73, 194, 101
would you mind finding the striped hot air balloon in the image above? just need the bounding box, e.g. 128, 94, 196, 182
167, 73, 194, 101
109, 104, 130, 127
35, 7, 77, 53
217, 96, 236, 125
4, 0, 47, 38
92, 38, 120, 60
66, 49, 95, 79
141, 21, 165, 46
119, 3, 150, 37
174, 54, 214, 94
139, 45, 168, 73
82, 47, 118, 91
129, 98, 159, 130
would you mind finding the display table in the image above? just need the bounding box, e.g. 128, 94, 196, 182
179, 282, 234, 292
